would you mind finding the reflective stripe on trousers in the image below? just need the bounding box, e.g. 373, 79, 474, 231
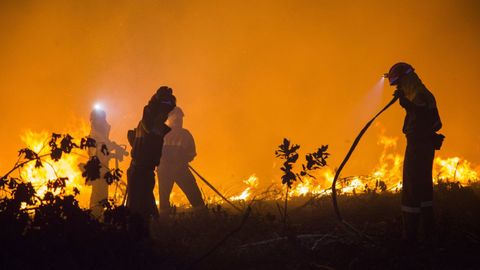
401, 200, 433, 213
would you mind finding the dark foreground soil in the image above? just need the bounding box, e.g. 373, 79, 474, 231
1, 182, 479, 270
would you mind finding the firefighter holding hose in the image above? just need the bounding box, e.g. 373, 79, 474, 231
386, 62, 444, 246
126, 86, 176, 220
157, 107, 205, 214
87, 108, 128, 218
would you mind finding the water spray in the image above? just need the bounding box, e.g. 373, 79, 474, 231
331, 76, 399, 222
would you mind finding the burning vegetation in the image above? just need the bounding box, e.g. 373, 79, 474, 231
9, 128, 480, 209
1, 128, 480, 269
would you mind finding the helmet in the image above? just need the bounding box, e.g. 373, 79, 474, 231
90, 108, 106, 121
169, 106, 184, 118
386, 62, 414, 85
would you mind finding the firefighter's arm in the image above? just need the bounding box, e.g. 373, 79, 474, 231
141, 105, 156, 133
431, 108, 442, 131
394, 89, 426, 110
185, 131, 197, 162
127, 128, 136, 147
106, 140, 129, 161
141, 87, 176, 133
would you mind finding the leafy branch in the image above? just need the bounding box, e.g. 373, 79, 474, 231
275, 138, 329, 226
2, 133, 124, 208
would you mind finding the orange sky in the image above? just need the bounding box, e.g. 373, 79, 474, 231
1, 0, 479, 190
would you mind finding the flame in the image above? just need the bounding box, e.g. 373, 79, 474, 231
11, 128, 480, 211
372, 136, 403, 181
229, 174, 258, 201
366, 135, 479, 192
370, 135, 403, 190
292, 176, 318, 196
17, 122, 92, 208
156, 134, 480, 206
434, 157, 478, 183
281, 135, 480, 199
288, 171, 334, 197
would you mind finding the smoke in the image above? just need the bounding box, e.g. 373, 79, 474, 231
0, 0, 479, 189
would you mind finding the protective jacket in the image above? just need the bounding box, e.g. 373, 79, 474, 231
157, 126, 204, 211
127, 87, 176, 219
399, 86, 442, 140
161, 128, 196, 166
130, 103, 172, 170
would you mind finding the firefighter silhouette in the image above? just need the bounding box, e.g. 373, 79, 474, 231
126, 86, 176, 220
87, 108, 128, 218
157, 107, 205, 213
387, 62, 444, 246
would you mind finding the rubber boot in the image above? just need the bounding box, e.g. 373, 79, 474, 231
421, 207, 435, 249
403, 212, 420, 247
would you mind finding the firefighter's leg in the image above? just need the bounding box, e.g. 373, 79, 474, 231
176, 167, 205, 209
402, 142, 421, 245
127, 165, 157, 220
126, 165, 156, 238
89, 167, 109, 219
402, 211, 420, 246
420, 205, 434, 247
157, 166, 175, 213
419, 143, 435, 246
127, 166, 143, 215
146, 170, 158, 218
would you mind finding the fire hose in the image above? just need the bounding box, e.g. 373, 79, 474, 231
188, 165, 243, 213
331, 96, 399, 222
119, 165, 243, 212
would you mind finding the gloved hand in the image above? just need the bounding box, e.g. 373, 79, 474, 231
151, 86, 176, 111
393, 88, 404, 98
143, 86, 177, 132
393, 87, 417, 109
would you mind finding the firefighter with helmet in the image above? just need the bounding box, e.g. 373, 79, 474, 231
126, 86, 176, 221
386, 62, 444, 247
157, 106, 205, 214
87, 108, 128, 218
